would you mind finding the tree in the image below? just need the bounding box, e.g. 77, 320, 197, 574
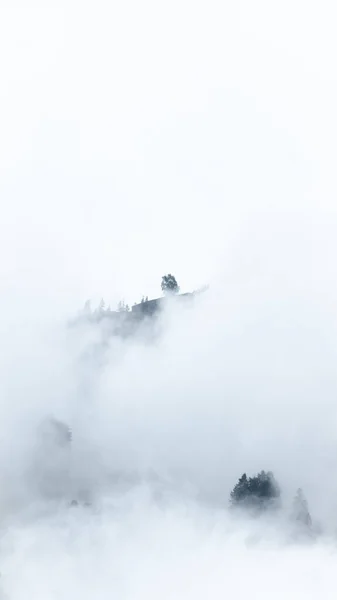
230, 470, 280, 511
117, 300, 130, 312
230, 473, 249, 503
161, 274, 180, 295
291, 488, 312, 528
98, 298, 105, 313
83, 300, 92, 315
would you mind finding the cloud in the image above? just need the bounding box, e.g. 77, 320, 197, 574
1, 0, 337, 597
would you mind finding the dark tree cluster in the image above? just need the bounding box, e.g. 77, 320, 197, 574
161, 274, 180, 295
230, 471, 313, 534
230, 471, 281, 510
79, 273, 181, 323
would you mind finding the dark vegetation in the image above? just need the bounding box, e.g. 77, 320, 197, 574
230, 470, 313, 533
230, 471, 280, 509
70, 274, 203, 339
78, 273, 183, 322
161, 274, 180, 295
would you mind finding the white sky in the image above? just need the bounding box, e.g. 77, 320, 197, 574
1, 0, 337, 313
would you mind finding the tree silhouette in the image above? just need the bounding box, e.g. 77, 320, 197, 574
291, 488, 312, 528
117, 300, 130, 312
230, 470, 280, 510
161, 274, 180, 295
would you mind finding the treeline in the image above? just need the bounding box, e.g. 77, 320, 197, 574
80, 274, 181, 317
38, 420, 315, 532
230, 470, 313, 531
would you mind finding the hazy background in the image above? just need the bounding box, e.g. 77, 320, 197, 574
1, 0, 337, 598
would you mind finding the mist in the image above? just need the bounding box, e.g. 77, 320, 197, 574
2, 0, 337, 598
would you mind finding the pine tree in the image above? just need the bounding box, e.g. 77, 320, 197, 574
230, 471, 280, 510
291, 488, 312, 528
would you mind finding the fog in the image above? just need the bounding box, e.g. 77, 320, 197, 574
1, 0, 337, 598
